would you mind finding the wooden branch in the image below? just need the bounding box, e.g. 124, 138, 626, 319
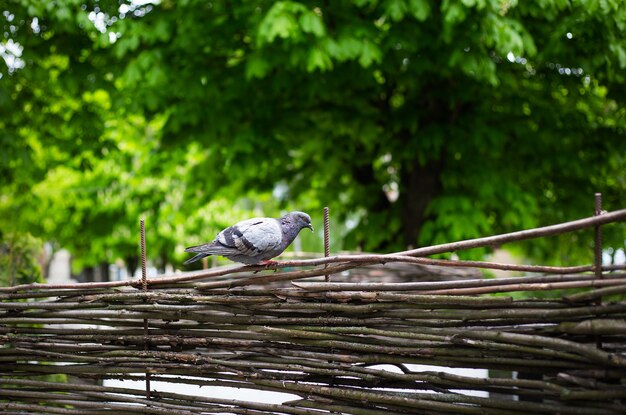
294, 273, 626, 294
397, 209, 626, 257
564, 284, 626, 302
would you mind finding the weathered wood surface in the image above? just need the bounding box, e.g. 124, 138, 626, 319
2, 269, 626, 414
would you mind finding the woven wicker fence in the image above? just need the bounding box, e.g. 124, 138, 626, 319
1, 209, 626, 414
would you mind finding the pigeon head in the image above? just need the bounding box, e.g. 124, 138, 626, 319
283, 211, 314, 232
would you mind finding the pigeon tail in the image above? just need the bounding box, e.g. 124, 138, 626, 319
186, 242, 241, 257
183, 252, 210, 265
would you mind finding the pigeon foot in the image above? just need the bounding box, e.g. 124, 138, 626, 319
250, 260, 281, 274
258, 260, 280, 266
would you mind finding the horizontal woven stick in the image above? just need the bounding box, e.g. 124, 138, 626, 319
1, 370, 615, 415
398, 209, 626, 257
564, 284, 626, 302
293, 273, 626, 292
7, 355, 550, 399
3, 299, 625, 327
0, 379, 333, 415
417, 278, 626, 295
0, 333, 585, 366
96, 369, 564, 399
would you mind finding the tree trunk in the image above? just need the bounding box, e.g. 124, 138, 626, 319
399, 158, 442, 248
125, 255, 138, 279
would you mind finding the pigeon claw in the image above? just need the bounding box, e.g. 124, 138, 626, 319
251, 260, 280, 273
249, 260, 281, 274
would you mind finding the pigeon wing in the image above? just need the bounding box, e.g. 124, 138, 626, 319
217, 218, 282, 257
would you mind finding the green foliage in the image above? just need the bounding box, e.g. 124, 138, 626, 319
1, 0, 625, 271
0, 232, 44, 286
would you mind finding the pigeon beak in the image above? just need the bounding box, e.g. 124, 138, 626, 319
306, 224, 314, 232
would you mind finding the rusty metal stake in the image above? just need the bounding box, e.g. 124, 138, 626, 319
594, 193, 603, 280
593, 194, 603, 351
140, 220, 147, 290
322, 207, 336, 388
323, 207, 330, 282
140, 219, 151, 400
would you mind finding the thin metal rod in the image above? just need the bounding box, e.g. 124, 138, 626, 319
322, 207, 336, 386
323, 207, 330, 283
593, 194, 603, 350
140, 219, 151, 400
594, 193, 603, 280
140, 220, 147, 290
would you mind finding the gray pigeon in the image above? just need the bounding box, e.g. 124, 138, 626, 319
184, 211, 313, 265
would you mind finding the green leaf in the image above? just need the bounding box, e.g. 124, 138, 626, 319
265, 14, 298, 42
246, 54, 271, 79
258, 2, 301, 44
353, 0, 379, 7
152, 19, 171, 42
384, 0, 408, 21
409, 0, 432, 21
307, 47, 333, 72
326, 34, 363, 61
493, 17, 525, 56
359, 41, 382, 67
609, 43, 626, 68
299, 10, 326, 37
115, 34, 141, 58
442, 1, 467, 25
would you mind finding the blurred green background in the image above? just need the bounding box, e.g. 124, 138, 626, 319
1, 0, 625, 283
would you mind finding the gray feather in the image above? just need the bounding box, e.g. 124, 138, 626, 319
183, 252, 208, 265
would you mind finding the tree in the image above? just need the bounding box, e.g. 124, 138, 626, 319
1, 0, 625, 271
0, 231, 44, 286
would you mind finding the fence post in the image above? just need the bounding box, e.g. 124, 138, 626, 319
593, 194, 604, 350
140, 219, 151, 401
593, 193, 603, 281
324, 207, 331, 282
